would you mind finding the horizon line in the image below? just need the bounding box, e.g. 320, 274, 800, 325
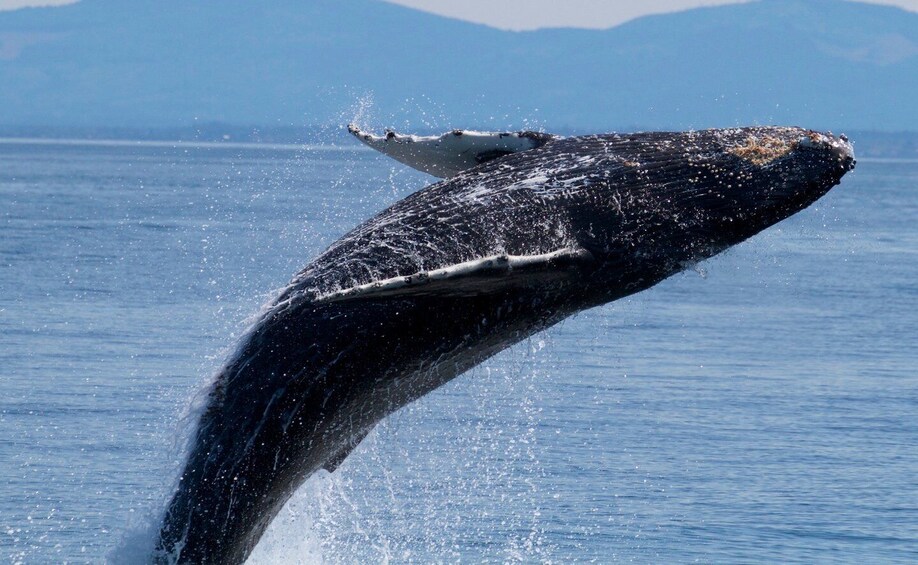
0, 137, 367, 152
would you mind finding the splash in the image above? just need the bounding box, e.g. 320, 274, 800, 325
247, 346, 558, 563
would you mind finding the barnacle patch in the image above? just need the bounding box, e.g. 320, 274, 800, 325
728, 135, 796, 166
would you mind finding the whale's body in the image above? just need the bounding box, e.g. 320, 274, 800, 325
155, 127, 854, 563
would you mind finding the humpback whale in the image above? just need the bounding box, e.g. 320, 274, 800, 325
155, 126, 855, 563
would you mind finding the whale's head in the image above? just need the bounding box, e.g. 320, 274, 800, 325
713, 128, 855, 238
560, 127, 855, 293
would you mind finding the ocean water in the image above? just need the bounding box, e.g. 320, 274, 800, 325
0, 139, 916, 564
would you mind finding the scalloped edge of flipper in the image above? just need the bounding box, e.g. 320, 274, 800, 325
347, 124, 557, 178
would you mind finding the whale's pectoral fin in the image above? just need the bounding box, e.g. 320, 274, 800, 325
320, 247, 594, 303
347, 124, 557, 179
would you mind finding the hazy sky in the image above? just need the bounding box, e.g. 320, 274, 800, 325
1, 0, 917, 29
385, 0, 918, 29
0, 0, 74, 10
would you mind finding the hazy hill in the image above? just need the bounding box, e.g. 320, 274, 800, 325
0, 0, 916, 131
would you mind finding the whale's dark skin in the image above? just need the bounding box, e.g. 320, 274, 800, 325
154, 127, 854, 563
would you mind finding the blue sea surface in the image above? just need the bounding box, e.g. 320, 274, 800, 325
0, 139, 916, 563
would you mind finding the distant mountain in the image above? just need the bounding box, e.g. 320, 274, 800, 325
0, 0, 916, 131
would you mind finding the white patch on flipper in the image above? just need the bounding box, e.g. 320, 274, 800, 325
347, 124, 557, 178
318, 247, 593, 303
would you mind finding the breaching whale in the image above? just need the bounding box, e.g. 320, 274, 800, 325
154, 126, 855, 563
